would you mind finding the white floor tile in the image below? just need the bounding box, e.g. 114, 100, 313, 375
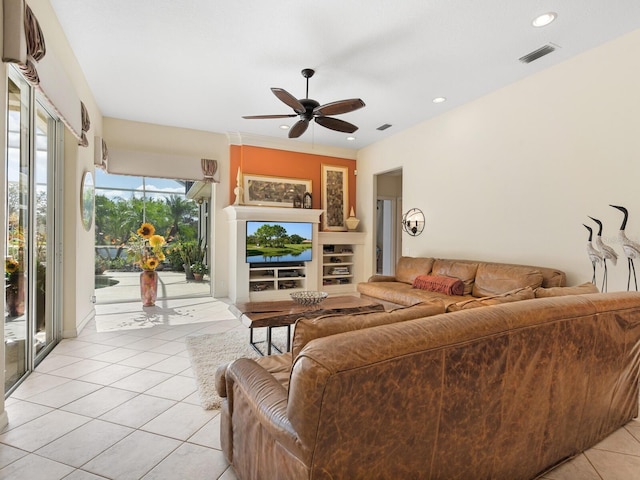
25, 380, 102, 408
61, 469, 108, 480
0, 410, 90, 451
36, 419, 134, 468
60, 386, 138, 417
1, 400, 53, 433
99, 394, 176, 429
124, 338, 171, 352
146, 355, 192, 374
82, 430, 181, 480
141, 402, 216, 441
76, 363, 140, 386
45, 359, 112, 379
188, 415, 221, 449
109, 369, 172, 393
117, 351, 171, 369
142, 442, 228, 480
10, 373, 71, 400
144, 375, 196, 401
0, 453, 75, 480
0, 443, 28, 469
89, 347, 141, 363
34, 354, 83, 374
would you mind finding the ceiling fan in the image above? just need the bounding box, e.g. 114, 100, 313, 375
242, 68, 365, 139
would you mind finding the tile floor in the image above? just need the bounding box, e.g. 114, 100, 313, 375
1, 296, 241, 480
1, 295, 640, 479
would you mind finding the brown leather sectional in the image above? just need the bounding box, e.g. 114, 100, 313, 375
218, 291, 640, 479
357, 256, 568, 309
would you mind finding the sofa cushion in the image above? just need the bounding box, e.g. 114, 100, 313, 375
472, 263, 543, 297
291, 300, 445, 359
535, 282, 599, 298
447, 287, 535, 312
431, 260, 478, 295
395, 256, 435, 284
413, 275, 464, 296
358, 281, 428, 306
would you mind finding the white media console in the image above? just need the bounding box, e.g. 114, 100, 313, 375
224, 205, 365, 303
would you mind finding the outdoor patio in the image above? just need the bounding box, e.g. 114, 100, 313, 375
95, 271, 211, 305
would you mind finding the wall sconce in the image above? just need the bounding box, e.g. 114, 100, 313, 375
402, 208, 425, 236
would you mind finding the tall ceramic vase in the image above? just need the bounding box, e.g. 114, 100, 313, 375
140, 270, 158, 307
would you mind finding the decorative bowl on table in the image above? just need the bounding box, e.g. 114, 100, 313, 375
290, 291, 328, 306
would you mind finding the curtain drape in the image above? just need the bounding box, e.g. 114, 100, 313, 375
201, 158, 218, 183
78, 101, 91, 147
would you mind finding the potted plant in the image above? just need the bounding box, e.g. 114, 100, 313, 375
191, 261, 208, 281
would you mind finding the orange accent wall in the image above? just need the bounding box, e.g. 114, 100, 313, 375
229, 145, 356, 212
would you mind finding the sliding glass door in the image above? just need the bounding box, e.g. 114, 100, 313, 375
5, 68, 62, 394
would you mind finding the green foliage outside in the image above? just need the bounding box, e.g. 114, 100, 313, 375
95, 193, 200, 272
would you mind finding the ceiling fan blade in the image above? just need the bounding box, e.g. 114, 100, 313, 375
242, 114, 298, 119
289, 119, 309, 138
271, 88, 305, 113
315, 116, 358, 134
313, 98, 365, 116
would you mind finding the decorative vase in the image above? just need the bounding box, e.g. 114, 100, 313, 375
140, 270, 158, 306
183, 263, 194, 280
345, 207, 360, 231
6, 275, 25, 317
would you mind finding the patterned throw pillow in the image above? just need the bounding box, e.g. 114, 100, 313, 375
412, 274, 465, 296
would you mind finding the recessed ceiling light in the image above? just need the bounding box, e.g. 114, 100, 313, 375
279, 124, 289, 130
346, 136, 356, 141
432, 97, 446, 104
532, 12, 557, 27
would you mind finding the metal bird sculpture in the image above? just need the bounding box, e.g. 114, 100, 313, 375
588, 216, 618, 292
610, 205, 640, 291
583, 224, 603, 285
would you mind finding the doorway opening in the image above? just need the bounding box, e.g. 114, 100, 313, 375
93, 171, 211, 304
375, 169, 403, 275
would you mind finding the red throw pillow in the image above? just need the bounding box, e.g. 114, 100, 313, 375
412, 274, 464, 296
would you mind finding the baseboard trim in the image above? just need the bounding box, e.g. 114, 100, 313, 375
63, 307, 95, 338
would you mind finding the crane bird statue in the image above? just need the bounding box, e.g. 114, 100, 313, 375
583, 224, 603, 285
610, 205, 640, 291
588, 216, 618, 292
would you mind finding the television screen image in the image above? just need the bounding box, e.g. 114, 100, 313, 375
246, 221, 313, 264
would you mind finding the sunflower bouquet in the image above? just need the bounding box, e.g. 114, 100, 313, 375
127, 222, 166, 271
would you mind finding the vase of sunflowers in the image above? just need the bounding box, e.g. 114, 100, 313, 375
5, 256, 25, 317
128, 222, 166, 307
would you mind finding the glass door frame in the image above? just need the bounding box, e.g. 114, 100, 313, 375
5, 66, 63, 396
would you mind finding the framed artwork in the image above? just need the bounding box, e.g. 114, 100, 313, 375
243, 174, 311, 207
321, 164, 349, 231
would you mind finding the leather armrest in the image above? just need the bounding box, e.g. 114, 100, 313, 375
368, 274, 397, 282
214, 363, 228, 397
227, 358, 304, 458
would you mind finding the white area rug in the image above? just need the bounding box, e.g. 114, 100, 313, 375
186, 327, 288, 409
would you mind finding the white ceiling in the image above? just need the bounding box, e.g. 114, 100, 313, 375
49, 0, 640, 150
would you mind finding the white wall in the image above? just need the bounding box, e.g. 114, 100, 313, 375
358, 29, 640, 292
30, 0, 103, 337
103, 118, 231, 297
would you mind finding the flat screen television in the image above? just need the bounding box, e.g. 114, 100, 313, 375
246, 221, 313, 264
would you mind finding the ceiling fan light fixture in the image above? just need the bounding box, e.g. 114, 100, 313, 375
532, 12, 557, 27
432, 97, 447, 104
346, 136, 356, 141
279, 124, 289, 130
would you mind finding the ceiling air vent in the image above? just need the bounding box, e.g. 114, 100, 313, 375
519, 43, 558, 64
377, 123, 392, 131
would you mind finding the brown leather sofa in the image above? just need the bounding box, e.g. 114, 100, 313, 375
357, 256, 567, 309
218, 292, 640, 479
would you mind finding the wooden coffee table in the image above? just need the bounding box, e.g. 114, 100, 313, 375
233, 296, 385, 355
